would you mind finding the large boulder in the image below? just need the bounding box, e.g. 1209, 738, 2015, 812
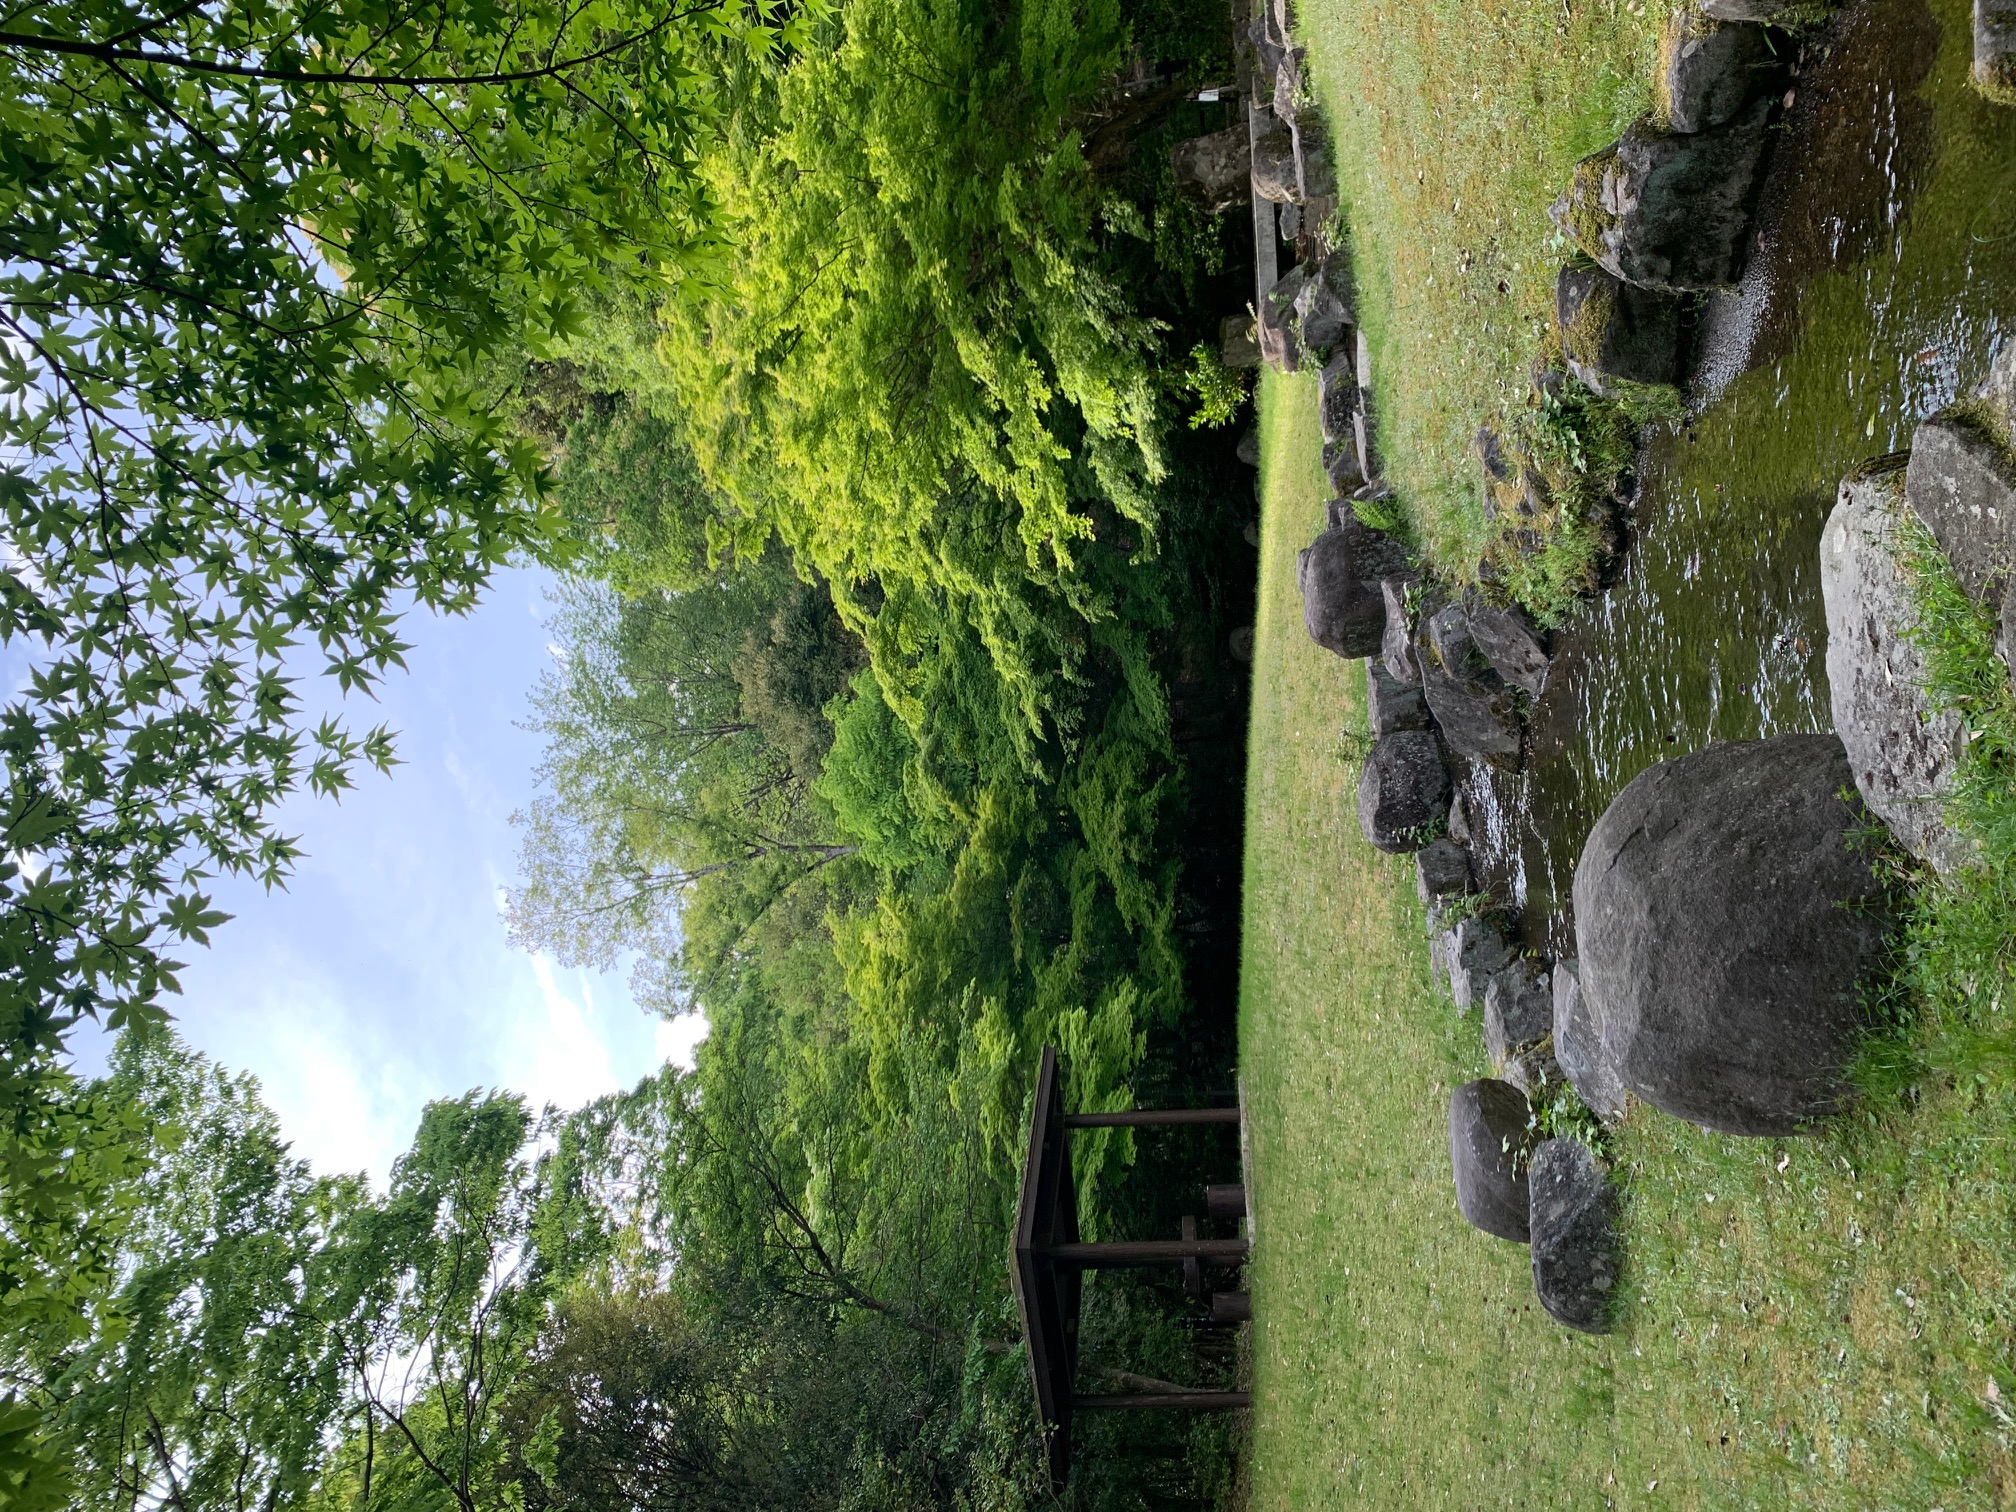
1980, 0, 2016, 103
1552, 959, 1627, 1123
1301, 519, 1410, 657
1220, 314, 1262, 370
1528, 1139, 1620, 1333
1550, 105, 1774, 291
1448, 1079, 1535, 1242
1366, 660, 1431, 734
1556, 264, 1683, 394
1380, 577, 1419, 684
1324, 440, 1367, 496
1171, 126, 1252, 213
1357, 730, 1450, 853
1820, 468, 1968, 873
1662, 15, 1786, 134
1291, 120, 1336, 201
1903, 410, 2016, 608
1298, 265, 1354, 357
1466, 598, 1551, 699
1572, 734, 1891, 1136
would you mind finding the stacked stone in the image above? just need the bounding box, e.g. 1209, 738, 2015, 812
1546, 13, 1796, 394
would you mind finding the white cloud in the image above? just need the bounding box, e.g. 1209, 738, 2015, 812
656, 1012, 710, 1070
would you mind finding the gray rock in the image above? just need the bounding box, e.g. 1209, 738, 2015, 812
1366, 660, 1431, 734
1820, 470, 1969, 872
1904, 410, 2016, 608
1257, 264, 1308, 372
1236, 427, 1260, 467
1292, 119, 1336, 202
1357, 730, 1450, 854
1552, 959, 1627, 1123
1572, 734, 1891, 1136
1700, 0, 1808, 17
1324, 440, 1367, 495
1663, 16, 1786, 134
1220, 314, 1261, 370
1317, 352, 1359, 445
1353, 404, 1377, 481
1171, 126, 1252, 214
1448, 791, 1473, 847
1448, 1079, 1535, 1243
1466, 599, 1550, 699
1425, 603, 1483, 680
1356, 326, 1373, 400
1501, 1042, 1563, 1099
1556, 263, 1682, 394
1980, 0, 2016, 103
1301, 519, 1410, 657
1380, 577, 1419, 684
1421, 660, 1524, 767
1485, 962, 1554, 1066
1439, 914, 1516, 1009
1982, 339, 2016, 428
1251, 121, 1301, 205
1272, 52, 1306, 128
1278, 201, 1303, 241
1550, 104, 1774, 291
1298, 267, 1353, 358
1528, 1139, 1620, 1333
1415, 837, 1472, 908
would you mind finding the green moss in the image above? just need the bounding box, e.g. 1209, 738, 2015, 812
1557, 271, 1617, 366
1555, 148, 1621, 266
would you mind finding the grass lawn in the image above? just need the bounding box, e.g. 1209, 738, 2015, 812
1296, 0, 1664, 583
1239, 374, 2016, 1509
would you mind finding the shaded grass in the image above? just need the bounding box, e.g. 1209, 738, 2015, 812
1241, 376, 2016, 1508
1295, 0, 1663, 584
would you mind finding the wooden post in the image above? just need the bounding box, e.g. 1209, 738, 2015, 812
1205, 1182, 1247, 1219
1210, 1291, 1252, 1323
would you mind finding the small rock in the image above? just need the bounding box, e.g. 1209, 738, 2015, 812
1272, 52, 1306, 128
1251, 120, 1301, 205
1552, 959, 1627, 1123
1354, 404, 1377, 481
1529, 1139, 1620, 1333
1820, 468, 1968, 872
1171, 126, 1253, 213
1325, 440, 1367, 495
1573, 734, 1891, 1136
1421, 660, 1523, 767
1415, 837, 1473, 908
1466, 598, 1550, 699
1278, 201, 1303, 241
1357, 730, 1451, 854
1903, 409, 2016, 609
1448, 791, 1473, 847
1228, 625, 1255, 663
1485, 962, 1554, 1066
1550, 105, 1774, 291
1298, 267, 1354, 357
1380, 577, 1419, 684
1449, 1079, 1536, 1243
1439, 914, 1516, 1009
1257, 264, 1308, 371
1317, 351, 1359, 445
1291, 119, 1336, 202
1476, 425, 1514, 483
1366, 660, 1431, 734
1662, 16, 1786, 134
1425, 603, 1483, 680
1979, 0, 2016, 103
1220, 313, 1262, 370
1236, 427, 1260, 467
1556, 263, 1683, 394
1302, 519, 1410, 658
1701, 0, 1809, 17
1242, 519, 1260, 547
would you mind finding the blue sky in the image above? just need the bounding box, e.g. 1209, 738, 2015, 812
64, 564, 697, 1185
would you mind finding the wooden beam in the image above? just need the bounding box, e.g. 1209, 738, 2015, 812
1045, 1238, 1249, 1268
1072, 1392, 1252, 1412
1062, 1107, 1240, 1128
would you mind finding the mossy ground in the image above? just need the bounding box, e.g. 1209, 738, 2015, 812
1239, 373, 2016, 1509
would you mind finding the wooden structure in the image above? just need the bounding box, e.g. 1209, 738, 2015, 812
1009, 1047, 1251, 1490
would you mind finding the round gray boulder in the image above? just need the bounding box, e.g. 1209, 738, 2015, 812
1357, 730, 1450, 854
1448, 1079, 1535, 1243
1572, 734, 1891, 1136
1302, 519, 1410, 657
1529, 1138, 1620, 1333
